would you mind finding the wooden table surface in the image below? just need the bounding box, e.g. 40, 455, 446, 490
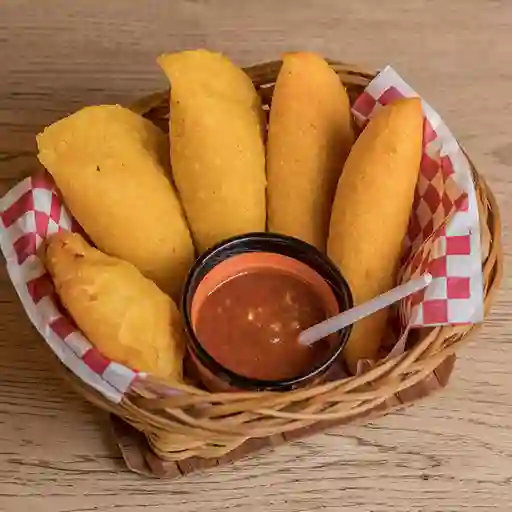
1, 1, 511, 511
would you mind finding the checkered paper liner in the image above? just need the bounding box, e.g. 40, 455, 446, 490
0, 66, 484, 403
352, 66, 483, 328
0, 173, 140, 403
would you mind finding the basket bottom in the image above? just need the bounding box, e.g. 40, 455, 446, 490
111, 355, 455, 478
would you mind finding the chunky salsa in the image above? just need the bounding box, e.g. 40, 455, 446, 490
194, 270, 334, 381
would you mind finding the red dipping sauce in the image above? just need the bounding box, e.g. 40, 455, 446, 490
194, 270, 332, 381
189, 252, 340, 386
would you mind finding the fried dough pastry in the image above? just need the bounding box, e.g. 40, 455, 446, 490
37, 105, 194, 299
158, 50, 266, 252
327, 98, 423, 372
44, 232, 186, 381
267, 52, 354, 249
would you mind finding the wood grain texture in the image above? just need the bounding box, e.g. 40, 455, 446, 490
0, 0, 511, 510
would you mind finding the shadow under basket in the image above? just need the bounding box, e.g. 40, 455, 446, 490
57, 60, 503, 478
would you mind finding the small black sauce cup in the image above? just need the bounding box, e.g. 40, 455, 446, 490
181, 232, 353, 392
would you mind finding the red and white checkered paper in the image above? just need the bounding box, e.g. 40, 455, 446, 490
352, 66, 483, 327
0, 66, 484, 403
0, 174, 139, 403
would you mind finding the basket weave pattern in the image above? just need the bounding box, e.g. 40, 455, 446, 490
59, 61, 502, 463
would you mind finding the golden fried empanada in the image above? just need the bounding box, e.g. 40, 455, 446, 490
37, 105, 194, 299
267, 52, 354, 250
158, 50, 266, 252
328, 98, 423, 372
45, 232, 185, 381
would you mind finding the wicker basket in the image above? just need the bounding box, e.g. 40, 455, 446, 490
57, 60, 502, 475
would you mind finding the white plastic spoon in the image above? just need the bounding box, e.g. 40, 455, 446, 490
298, 273, 433, 347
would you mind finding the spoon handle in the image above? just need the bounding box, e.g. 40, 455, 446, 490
298, 273, 432, 347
